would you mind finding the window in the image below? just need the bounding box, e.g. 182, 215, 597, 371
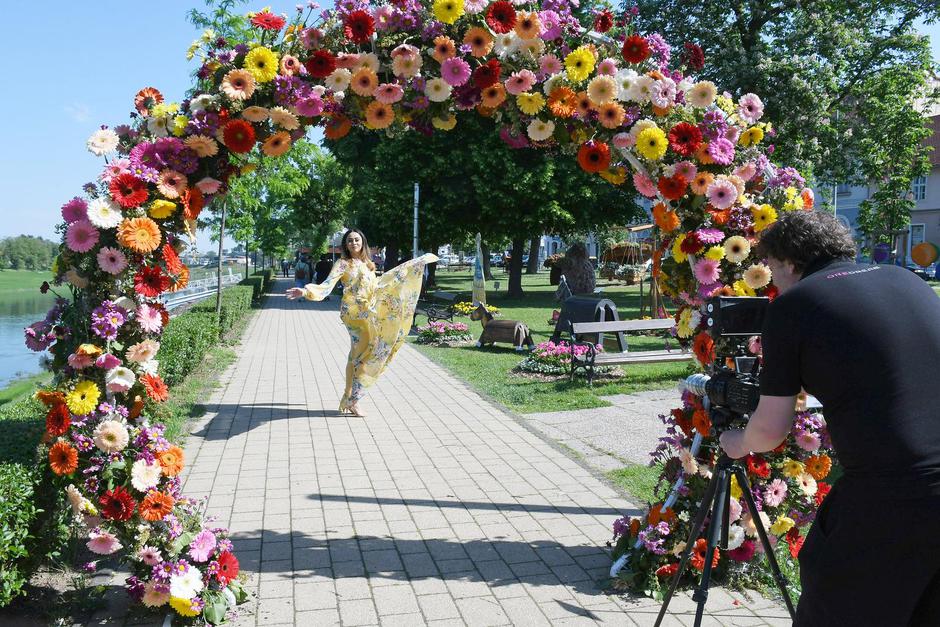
911, 176, 927, 201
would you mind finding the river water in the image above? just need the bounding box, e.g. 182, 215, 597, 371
0, 293, 56, 388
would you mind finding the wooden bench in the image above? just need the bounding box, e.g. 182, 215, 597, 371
567, 319, 693, 385
415, 290, 460, 323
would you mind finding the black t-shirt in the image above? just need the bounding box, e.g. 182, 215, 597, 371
760, 259, 940, 493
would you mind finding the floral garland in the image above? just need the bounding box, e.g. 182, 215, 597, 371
25, 1, 833, 622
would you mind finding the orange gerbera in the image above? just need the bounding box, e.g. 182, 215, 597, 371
690, 538, 719, 572
324, 115, 352, 140
350, 67, 378, 97
481, 84, 507, 108
690, 172, 714, 195
805, 454, 832, 481
692, 331, 715, 367
129, 395, 145, 421
547, 87, 578, 118
168, 265, 190, 292
463, 27, 494, 57
117, 217, 162, 254
157, 445, 185, 476
647, 503, 677, 526
134, 86, 164, 116
365, 101, 394, 129
514, 11, 541, 39
597, 102, 626, 129
652, 203, 680, 232
139, 491, 176, 521
36, 390, 66, 407
694, 142, 715, 165
181, 187, 204, 221
707, 208, 731, 225
575, 91, 594, 117
141, 373, 169, 402
432, 35, 457, 63
652, 103, 671, 116
262, 131, 292, 157
49, 441, 78, 475
692, 408, 711, 437
476, 105, 495, 117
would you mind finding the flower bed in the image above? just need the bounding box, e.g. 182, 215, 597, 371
415, 321, 474, 345
453, 301, 500, 317
514, 340, 621, 379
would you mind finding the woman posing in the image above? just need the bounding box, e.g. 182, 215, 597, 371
287, 229, 437, 417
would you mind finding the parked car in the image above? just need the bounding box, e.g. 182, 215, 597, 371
490, 253, 504, 267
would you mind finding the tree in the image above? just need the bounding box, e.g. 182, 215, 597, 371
0, 235, 59, 271
636, 0, 938, 233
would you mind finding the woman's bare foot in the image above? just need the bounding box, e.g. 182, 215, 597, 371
348, 402, 366, 417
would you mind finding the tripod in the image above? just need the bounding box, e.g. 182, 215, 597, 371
654, 453, 797, 626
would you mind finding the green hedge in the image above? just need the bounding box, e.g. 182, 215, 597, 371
158, 312, 219, 388
238, 276, 264, 302
190, 285, 254, 337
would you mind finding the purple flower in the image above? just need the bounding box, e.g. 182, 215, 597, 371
24, 321, 55, 352
125, 576, 145, 601
707, 137, 736, 166
695, 228, 724, 244
646, 33, 671, 69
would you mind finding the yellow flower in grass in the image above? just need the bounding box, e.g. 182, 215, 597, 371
636, 126, 668, 160
739, 126, 764, 147
704, 246, 726, 261
66, 380, 100, 416
516, 92, 545, 115
671, 234, 688, 263
244, 46, 279, 83
149, 200, 177, 219
769, 516, 795, 536
433, 0, 464, 24
782, 459, 805, 478
169, 596, 200, 617
564, 46, 595, 83
751, 204, 778, 232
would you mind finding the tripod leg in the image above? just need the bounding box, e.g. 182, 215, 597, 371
654, 466, 723, 627
733, 467, 797, 620
692, 467, 730, 627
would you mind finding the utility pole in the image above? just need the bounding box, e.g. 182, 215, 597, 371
413, 182, 420, 259
215, 198, 227, 319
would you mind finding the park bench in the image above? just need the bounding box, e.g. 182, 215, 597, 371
567, 319, 693, 385
415, 290, 461, 323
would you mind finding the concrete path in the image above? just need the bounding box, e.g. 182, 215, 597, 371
96, 279, 791, 626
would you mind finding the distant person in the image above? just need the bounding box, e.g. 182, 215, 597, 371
280, 258, 289, 278
554, 242, 595, 300
293, 254, 311, 289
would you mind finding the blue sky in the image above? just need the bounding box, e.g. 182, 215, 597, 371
0, 3, 937, 253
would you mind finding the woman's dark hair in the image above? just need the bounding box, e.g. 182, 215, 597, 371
565, 242, 589, 262
756, 210, 856, 273
341, 228, 375, 270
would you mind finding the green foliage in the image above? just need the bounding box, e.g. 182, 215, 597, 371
237, 276, 265, 303
0, 462, 41, 606
190, 285, 255, 337
0, 236, 59, 271
158, 313, 219, 388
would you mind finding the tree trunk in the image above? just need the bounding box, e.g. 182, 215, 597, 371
480, 241, 494, 280
215, 201, 227, 319
245, 239, 250, 278
508, 238, 525, 297
526, 236, 540, 274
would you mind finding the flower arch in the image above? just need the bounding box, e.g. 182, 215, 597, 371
29, 2, 831, 622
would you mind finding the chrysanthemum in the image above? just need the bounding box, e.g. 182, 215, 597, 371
738, 93, 764, 124
222, 119, 256, 154
597, 102, 625, 129
505, 70, 536, 96
635, 126, 668, 160
184, 135, 218, 158
693, 258, 721, 284
118, 217, 161, 254
365, 101, 394, 129
687, 81, 717, 108
374, 83, 404, 104
262, 131, 292, 157
516, 92, 545, 115
65, 219, 99, 253
243, 46, 279, 83
425, 78, 452, 103
109, 173, 148, 208
433, 0, 464, 24
587, 75, 618, 104
350, 67, 378, 97
220, 69, 255, 101
539, 54, 563, 75
486, 1, 516, 33
49, 441, 78, 475
480, 84, 506, 108
564, 46, 595, 83
514, 11, 541, 39
621, 35, 650, 64
526, 119, 555, 141
86, 199, 122, 230
706, 178, 737, 210
441, 57, 471, 86
752, 204, 778, 232
87, 128, 119, 156
140, 491, 175, 522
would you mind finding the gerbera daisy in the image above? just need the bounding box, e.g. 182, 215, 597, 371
622, 35, 650, 64
65, 219, 99, 253
375, 83, 404, 104
526, 119, 555, 141
87, 529, 122, 555
250, 10, 286, 30
269, 106, 300, 130
93, 419, 129, 454
635, 126, 668, 160
161, 243, 183, 275
577, 141, 611, 173
796, 429, 822, 452
738, 93, 764, 124
514, 11, 541, 39
349, 67, 378, 97
690, 172, 714, 195
157, 445, 185, 476
540, 54, 563, 76
547, 87, 577, 118
86, 198, 123, 229
222, 120, 256, 154
658, 174, 687, 201
243, 46, 279, 83
805, 454, 831, 481
391, 54, 422, 78
425, 78, 453, 103
433, 0, 464, 24
97, 246, 128, 275
280, 54, 301, 76
743, 263, 772, 290
262, 131, 292, 157
587, 75, 617, 104
692, 331, 715, 367
668, 122, 703, 157
674, 161, 698, 182
707, 137, 736, 165
652, 203, 679, 233
216, 552, 240, 585
61, 197, 88, 223
597, 102, 625, 129
324, 115, 352, 140
460, 27, 493, 59
141, 372, 169, 402
343, 10, 375, 44
136, 302, 163, 333
46, 402, 70, 437
441, 57, 472, 86
365, 101, 394, 129
100, 486, 136, 521
109, 173, 148, 208
184, 135, 218, 158
87, 128, 119, 156
242, 106, 270, 123
505, 70, 536, 96
564, 47, 595, 83
486, 1, 516, 34
472, 59, 502, 89
134, 266, 170, 298
220, 69, 256, 101
706, 178, 738, 210
304, 50, 337, 78
140, 491, 175, 521
118, 217, 161, 254
516, 92, 545, 115
597, 57, 619, 77
687, 81, 717, 108
134, 87, 163, 116
432, 36, 457, 63
127, 339, 160, 363
49, 441, 78, 475
138, 545, 163, 566
296, 94, 324, 117
752, 204, 778, 232
693, 258, 721, 284
480, 84, 506, 108
739, 127, 764, 147
157, 169, 187, 199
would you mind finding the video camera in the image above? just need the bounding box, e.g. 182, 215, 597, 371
683, 297, 769, 431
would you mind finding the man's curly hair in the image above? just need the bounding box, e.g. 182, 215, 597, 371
756, 211, 857, 273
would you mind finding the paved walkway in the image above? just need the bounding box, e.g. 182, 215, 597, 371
99, 279, 791, 626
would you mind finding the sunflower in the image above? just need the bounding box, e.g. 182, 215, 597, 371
243, 46, 279, 83
262, 131, 292, 157
516, 92, 545, 115
118, 217, 162, 254
365, 102, 395, 129
139, 491, 175, 522
157, 445, 185, 476
149, 200, 177, 219
547, 87, 578, 118
636, 126, 668, 160
66, 380, 100, 415
49, 441, 79, 475
564, 47, 595, 83
463, 27, 494, 58
433, 0, 464, 24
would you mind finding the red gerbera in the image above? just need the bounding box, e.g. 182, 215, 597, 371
765, 284, 780, 301
486, 1, 517, 34
181, 187, 204, 221
689, 538, 720, 572
668, 122, 703, 157
250, 10, 286, 31
680, 232, 703, 255
814, 481, 831, 506
46, 402, 71, 437
109, 173, 149, 209
746, 454, 771, 479
304, 49, 337, 79
134, 266, 170, 298
692, 331, 715, 367
141, 373, 169, 403
152, 302, 171, 327
655, 562, 679, 579
343, 10, 375, 44
134, 87, 163, 116
472, 59, 502, 89
592, 9, 614, 33
681, 42, 705, 71
658, 174, 687, 201
622, 35, 651, 64
786, 528, 804, 558
100, 486, 137, 521
162, 244, 183, 275
216, 551, 240, 585
576, 141, 611, 173
222, 120, 256, 154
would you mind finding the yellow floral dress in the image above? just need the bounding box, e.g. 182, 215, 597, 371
303, 254, 438, 407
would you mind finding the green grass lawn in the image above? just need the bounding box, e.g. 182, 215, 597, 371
0, 270, 53, 295
411, 269, 692, 414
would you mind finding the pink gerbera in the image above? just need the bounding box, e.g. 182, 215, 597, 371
374, 83, 404, 104
137, 303, 163, 333
440, 57, 471, 86
97, 247, 128, 275
674, 161, 698, 182
796, 430, 821, 452
99, 158, 132, 183
504, 70, 536, 95
632, 172, 657, 198
157, 169, 187, 199
189, 530, 217, 563
138, 545, 163, 566
693, 258, 721, 284
706, 178, 738, 210
295, 95, 324, 117
734, 162, 757, 181
61, 197, 88, 223
597, 57, 619, 76
539, 54, 563, 76
196, 177, 222, 195
87, 529, 122, 555
764, 478, 788, 508
66, 219, 99, 253
737, 93, 764, 124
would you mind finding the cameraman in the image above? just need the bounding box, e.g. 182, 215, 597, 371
719, 210, 940, 626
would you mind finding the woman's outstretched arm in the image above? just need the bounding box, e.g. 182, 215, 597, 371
285, 259, 346, 301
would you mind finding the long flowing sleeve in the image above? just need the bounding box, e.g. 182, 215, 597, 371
303, 259, 346, 301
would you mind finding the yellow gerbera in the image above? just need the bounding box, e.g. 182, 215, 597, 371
432, 115, 457, 131
599, 166, 627, 185
783, 196, 805, 211
244, 46, 279, 83
671, 234, 688, 263
733, 279, 756, 297
171, 115, 189, 137
739, 126, 764, 147
782, 459, 805, 478
564, 46, 595, 83
636, 126, 668, 160
751, 204, 778, 232
516, 92, 546, 115
769, 516, 795, 536
432, 0, 464, 24
66, 380, 100, 416
730, 474, 742, 499
169, 596, 200, 617
704, 245, 726, 261
149, 200, 177, 219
